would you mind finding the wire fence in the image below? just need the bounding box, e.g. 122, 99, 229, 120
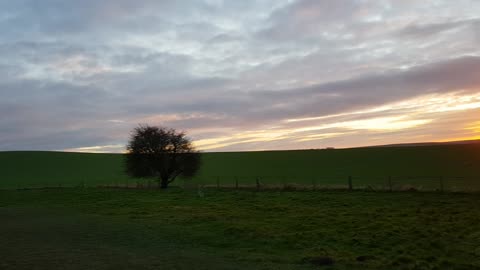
178, 175, 480, 192
6, 175, 478, 193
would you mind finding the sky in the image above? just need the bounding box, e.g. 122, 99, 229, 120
1, 0, 480, 153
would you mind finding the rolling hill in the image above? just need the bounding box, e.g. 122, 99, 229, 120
1, 141, 479, 190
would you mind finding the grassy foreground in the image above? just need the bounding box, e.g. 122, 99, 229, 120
1, 142, 480, 190
1, 188, 480, 269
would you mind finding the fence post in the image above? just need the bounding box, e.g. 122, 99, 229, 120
216, 176, 220, 189
348, 176, 353, 191
235, 176, 239, 189
388, 176, 393, 192
439, 176, 444, 192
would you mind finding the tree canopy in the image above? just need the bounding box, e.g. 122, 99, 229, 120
125, 125, 201, 189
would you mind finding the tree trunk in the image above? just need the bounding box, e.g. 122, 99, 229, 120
159, 177, 169, 189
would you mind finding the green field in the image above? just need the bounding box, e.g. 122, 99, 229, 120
1, 142, 480, 191
1, 188, 479, 269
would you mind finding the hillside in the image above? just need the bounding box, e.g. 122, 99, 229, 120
1, 142, 480, 189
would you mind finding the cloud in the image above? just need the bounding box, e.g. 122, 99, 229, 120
397, 18, 480, 38
172, 56, 480, 124
63, 144, 126, 153
0, 0, 480, 152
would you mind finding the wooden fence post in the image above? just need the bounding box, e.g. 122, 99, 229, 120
348, 176, 353, 191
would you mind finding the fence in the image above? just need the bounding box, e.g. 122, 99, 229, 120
3, 175, 480, 192
179, 175, 480, 192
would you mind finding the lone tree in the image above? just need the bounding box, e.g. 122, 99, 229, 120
125, 125, 201, 189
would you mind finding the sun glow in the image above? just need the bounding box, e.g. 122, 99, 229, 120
336, 116, 432, 131
286, 91, 480, 124
194, 115, 431, 150
193, 91, 480, 151
466, 121, 480, 133
194, 129, 292, 150
293, 116, 432, 132
295, 132, 348, 142
63, 144, 125, 153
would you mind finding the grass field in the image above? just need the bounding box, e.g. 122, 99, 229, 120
1, 142, 480, 190
1, 188, 479, 269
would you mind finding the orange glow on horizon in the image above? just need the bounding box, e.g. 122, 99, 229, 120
437, 121, 480, 142
466, 122, 480, 133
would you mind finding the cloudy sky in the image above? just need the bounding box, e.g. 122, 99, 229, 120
1, 0, 480, 152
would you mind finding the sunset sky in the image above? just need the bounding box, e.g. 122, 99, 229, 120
1, 0, 480, 152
